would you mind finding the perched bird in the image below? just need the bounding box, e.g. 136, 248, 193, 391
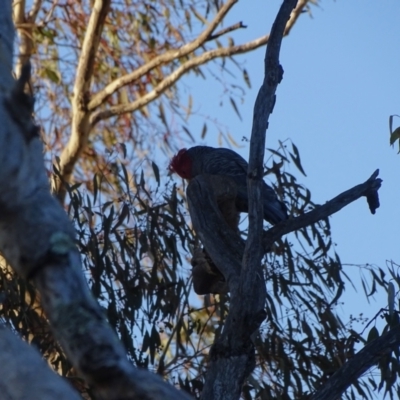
169, 146, 287, 224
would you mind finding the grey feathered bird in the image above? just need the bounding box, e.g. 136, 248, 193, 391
169, 146, 287, 224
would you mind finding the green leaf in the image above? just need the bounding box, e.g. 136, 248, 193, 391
158, 103, 167, 127
112, 203, 130, 231
229, 97, 242, 121
69, 183, 82, 192
389, 114, 394, 134
388, 281, 395, 316
40, 28, 57, 41
389, 127, 400, 151
44, 67, 60, 84
389, 115, 400, 152
201, 123, 207, 139
227, 132, 240, 147
152, 161, 160, 185
186, 94, 192, 119
367, 326, 379, 342
101, 201, 113, 214
119, 142, 127, 159
301, 319, 313, 339
120, 163, 129, 190
182, 125, 194, 141
93, 173, 99, 204
142, 330, 150, 352
388, 114, 400, 134
243, 68, 251, 88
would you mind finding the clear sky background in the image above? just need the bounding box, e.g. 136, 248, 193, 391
176, 0, 400, 341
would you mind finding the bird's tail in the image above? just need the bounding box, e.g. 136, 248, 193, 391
262, 183, 288, 224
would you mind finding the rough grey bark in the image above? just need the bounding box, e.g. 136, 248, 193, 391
195, 1, 299, 399
0, 3, 190, 399
187, 0, 384, 399
0, 325, 81, 400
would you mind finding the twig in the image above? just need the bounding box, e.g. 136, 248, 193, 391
206, 22, 247, 41
27, 0, 43, 21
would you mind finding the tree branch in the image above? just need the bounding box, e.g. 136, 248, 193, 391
205, 21, 247, 42
286, 0, 311, 36
53, 0, 111, 202
198, 1, 298, 399
88, 0, 310, 119
0, 5, 190, 399
310, 325, 400, 400
244, 0, 298, 305
0, 324, 81, 400
27, 0, 43, 21
263, 169, 382, 250
188, 171, 382, 276
187, 163, 382, 400
87, 0, 238, 111
88, 35, 273, 127
13, 0, 36, 86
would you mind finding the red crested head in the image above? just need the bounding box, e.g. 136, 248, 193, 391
169, 148, 192, 179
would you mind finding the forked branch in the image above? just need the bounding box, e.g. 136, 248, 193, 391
88, 0, 311, 125
187, 171, 382, 291
192, 1, 300, 399
54, 0, 312, 203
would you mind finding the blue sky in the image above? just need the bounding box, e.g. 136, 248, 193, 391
178, 0, 400, 337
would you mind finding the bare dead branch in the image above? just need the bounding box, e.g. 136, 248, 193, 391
0, 325, 81, 400
53, 0, 111, 202
194, 2, 298, 399
263, 170, 382, 250
310, 325, 400, 400
243, 0, 298, 302
187, 163, 383, 399
188, 171, 381, 280
187, 169, 383, 399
